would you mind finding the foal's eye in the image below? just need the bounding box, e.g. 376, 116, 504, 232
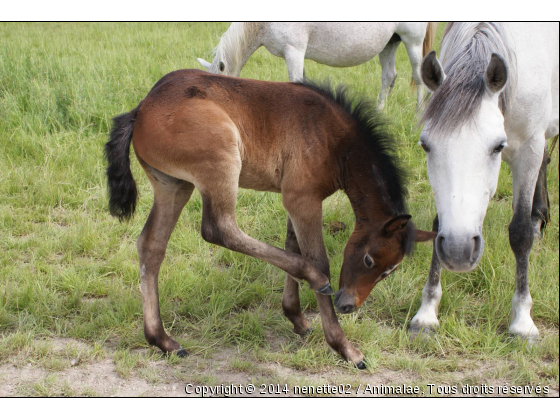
418, 140, 430, 153
219, 61, 225, 72
364, 254, 375, 268
493, 142, 507, 154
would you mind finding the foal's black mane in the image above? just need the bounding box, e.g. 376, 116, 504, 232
297, 80, 414, 255
297, 79, 408, 215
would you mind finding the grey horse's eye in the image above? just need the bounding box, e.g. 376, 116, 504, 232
219, 61, 225, 72
419, 140, 430, 153
364, 254, 375, 268
493, 142, 507, 154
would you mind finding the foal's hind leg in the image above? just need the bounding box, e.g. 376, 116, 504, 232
282, 217, 311, 335
531, 142, 551, 238
137, 164, 195, 356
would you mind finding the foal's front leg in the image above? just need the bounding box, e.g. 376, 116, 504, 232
283, 193, 365, 368
197, 168, 332, 294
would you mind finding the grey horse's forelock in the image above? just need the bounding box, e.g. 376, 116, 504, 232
420, 22, 517, 135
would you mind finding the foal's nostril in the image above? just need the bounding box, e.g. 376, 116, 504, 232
340, 304, 355, 314
334, 290, 343, 307
334, 290, 356, 313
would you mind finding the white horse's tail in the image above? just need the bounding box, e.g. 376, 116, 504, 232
423, 22, 438, 57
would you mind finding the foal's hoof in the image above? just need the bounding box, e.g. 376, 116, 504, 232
298, 327, 312, 337
355, 360, 367, 370
174, 348, 189, 358
316, 284, 335, 296
325, 221, 346, 235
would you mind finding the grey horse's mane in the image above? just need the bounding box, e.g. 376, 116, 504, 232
420, 22, 517, 134
213, 22, 261, 71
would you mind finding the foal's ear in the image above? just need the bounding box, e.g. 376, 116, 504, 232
414, 229, 437, 242
421, 51, 446, 92
384, 214, 412, 233
485, 53, 508, 94
197, 58, 212, 69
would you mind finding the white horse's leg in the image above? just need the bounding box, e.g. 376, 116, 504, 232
530, 142, 551, 238
283, 45, 306, 82
377, 38, 400, 110
507, 135, 546, 343
399, 35, 424, 110
410, 216, 442, 335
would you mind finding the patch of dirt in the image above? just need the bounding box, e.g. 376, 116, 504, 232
0, 337, 557, 397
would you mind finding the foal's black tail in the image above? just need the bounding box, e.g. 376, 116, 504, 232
104, 107, 139, 221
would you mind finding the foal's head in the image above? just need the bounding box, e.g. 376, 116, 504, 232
335, 217, 436, 314
294, 80, 437, 313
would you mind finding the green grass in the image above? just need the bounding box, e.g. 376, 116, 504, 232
0, 22, 558, 394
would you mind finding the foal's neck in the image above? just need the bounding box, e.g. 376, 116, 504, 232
341, 144, 396, 226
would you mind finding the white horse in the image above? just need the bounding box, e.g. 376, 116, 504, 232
411, 22, 559, 343
197, 22, 437, 109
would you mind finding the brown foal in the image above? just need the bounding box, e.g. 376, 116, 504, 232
105, 70, 435, 368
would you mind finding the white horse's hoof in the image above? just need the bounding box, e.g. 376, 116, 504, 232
509, 322, 540, 345
410, 314, 439, 338
509, 292, 539, 345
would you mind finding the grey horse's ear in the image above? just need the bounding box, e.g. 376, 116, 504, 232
421, 51, 446, 92
197, 58, 212, 69
485, 53, 508, 94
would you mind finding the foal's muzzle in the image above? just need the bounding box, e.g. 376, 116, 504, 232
334, 289, 357, 314
435, 232, 484, 272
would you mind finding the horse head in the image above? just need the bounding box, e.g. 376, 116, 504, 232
419, 51, 509, 272
335, 215, 436, 314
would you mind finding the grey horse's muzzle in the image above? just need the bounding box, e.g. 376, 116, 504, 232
435, 231, 484, 272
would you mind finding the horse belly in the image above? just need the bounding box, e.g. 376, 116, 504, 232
263, 22, 396, 67
238, 164, 282, 193
305, 23, 396, 67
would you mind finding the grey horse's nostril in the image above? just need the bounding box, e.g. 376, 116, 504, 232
472, 235, 482, 261
435, 235, 455, 270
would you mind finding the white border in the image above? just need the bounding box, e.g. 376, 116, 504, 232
3, 1, 560, 21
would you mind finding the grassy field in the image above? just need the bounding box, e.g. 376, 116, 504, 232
0, 22, 557, 397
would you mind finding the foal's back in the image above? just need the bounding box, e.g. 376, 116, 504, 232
132, 70, 349, 194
